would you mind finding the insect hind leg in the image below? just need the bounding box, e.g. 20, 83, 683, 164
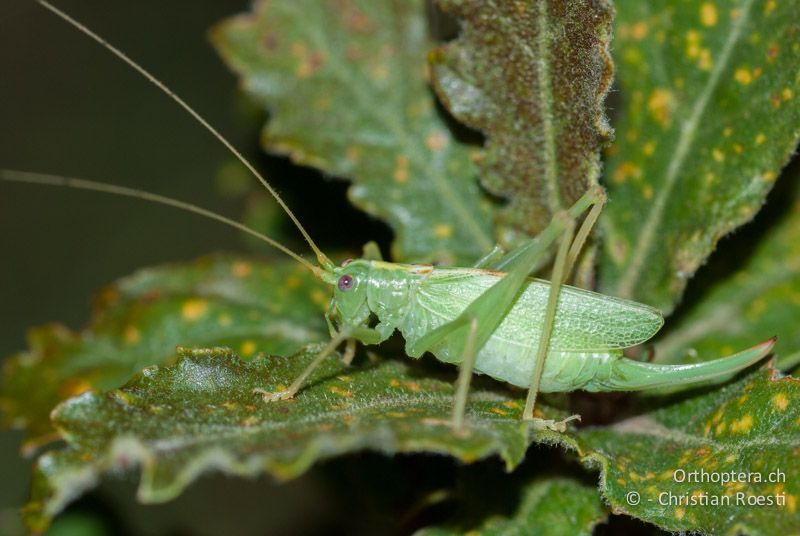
522, 187, 606, 430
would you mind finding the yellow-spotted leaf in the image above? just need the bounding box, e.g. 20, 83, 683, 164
211, 0, 494, 264
577, 366, 799, 534
654, 175, 800, 375
24, 347, 571, 533
600, 0, 800, 313
0, 255, 328, 450
430, 0, 614, 245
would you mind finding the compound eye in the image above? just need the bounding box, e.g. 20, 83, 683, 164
337, 274, 355, 291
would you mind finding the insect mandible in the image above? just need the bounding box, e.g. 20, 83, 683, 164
2, 1, 776, 433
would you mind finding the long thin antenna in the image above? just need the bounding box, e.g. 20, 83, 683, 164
37, 0, 333, 270
1, 170, 322, 276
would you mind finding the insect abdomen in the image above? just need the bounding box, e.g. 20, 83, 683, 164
394, 294, 624, 392
471, 347, 622, 392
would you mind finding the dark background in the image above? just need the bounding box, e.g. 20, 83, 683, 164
0, 2, 410, 534
0, 0, 319, 533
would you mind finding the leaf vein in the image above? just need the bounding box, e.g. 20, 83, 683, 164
616, 0, 755, 299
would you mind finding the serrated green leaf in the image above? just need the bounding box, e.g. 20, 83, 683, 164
211, 0, 495, 264
430, 0, 614, 245
600, 0, 800, 313
577, 366, 799, 534
417, 476, 606, 536
25, 347, 572, 532
654, 177, 800, 371
0, 255, 328, 449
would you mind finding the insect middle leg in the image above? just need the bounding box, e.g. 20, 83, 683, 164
452, 317, 480, 431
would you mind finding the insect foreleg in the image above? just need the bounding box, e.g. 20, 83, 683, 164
325, 307, 337, 337
255, 325, 389, 402
254, 330, 351, 402
342, 339, 357, 366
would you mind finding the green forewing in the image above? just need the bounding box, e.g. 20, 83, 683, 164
416, 269, 663, 351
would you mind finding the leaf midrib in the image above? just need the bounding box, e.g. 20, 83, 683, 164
485, 0, 561, 214
615, 0, 755, 300
604, 412, 797, 451
90, 391, 515, 452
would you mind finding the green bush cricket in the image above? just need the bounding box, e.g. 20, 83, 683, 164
2, 1, 776, 433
